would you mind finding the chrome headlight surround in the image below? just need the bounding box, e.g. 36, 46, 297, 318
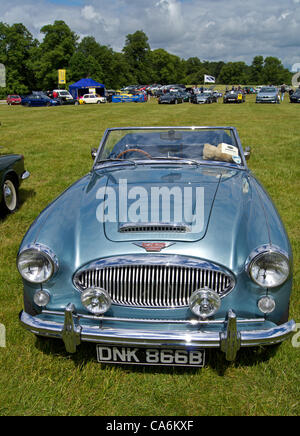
245, 245, 290, 288
17, 243, 59, 284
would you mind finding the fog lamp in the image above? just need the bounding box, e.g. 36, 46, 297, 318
81, 287, 111, 315
189, 288, 221, 319
258, 296, 276, 314
33, 289, 50, 307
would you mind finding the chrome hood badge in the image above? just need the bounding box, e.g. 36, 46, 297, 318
134, 242, 175, 252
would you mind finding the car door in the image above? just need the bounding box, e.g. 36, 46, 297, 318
90, 94, 97, 103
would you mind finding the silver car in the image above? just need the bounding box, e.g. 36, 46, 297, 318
256, 87, 280, 104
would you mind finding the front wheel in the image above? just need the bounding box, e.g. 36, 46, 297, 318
1, 178, 18, 214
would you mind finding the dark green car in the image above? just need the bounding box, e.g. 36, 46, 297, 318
0, 150, 30, 214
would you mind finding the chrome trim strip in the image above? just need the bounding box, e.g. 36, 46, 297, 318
19, 310, 296, 359
42, 309, 266, 325
17, 243, 59, 283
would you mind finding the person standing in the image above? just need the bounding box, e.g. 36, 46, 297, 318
280, 84, 286, 102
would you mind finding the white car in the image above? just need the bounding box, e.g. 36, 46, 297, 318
80, 94, 106, 104
53, 89, 73, 100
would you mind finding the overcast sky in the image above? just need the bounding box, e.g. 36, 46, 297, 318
1, 0, 300, 70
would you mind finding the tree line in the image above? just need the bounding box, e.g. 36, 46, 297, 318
0, 20, 292, 98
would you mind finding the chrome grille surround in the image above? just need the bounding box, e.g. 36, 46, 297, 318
73, 255, 235, 308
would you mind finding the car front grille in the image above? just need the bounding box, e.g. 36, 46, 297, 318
74, 262, 234, 307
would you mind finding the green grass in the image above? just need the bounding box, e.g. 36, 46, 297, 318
0, 96, 299, 416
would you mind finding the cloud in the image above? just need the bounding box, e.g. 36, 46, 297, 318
1, 0, 300, 69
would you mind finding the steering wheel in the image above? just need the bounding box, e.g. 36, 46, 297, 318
116, 148, 152, 159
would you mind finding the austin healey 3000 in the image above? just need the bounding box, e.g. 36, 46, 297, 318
18, 127, 294, 365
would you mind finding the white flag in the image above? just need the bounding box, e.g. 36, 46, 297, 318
204, 74, 215, 83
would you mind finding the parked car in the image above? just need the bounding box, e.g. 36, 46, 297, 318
158, 93, 183, 104
111, 93, 146, 103
223, 90, 245, 103
289, 89, 300, 103
175, 90, 192, 102
0, 149, 30, 214
191, 92, 214, 104
18, 126, 295, 365
79, 94, 107, 104
52, 89, 73, 100
21, 94, 59, 107
56, 97, 79, 106
256, 87, 280, 104
6, 95, 22, 105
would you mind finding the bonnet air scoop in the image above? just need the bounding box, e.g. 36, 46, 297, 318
119, 223, 191, 233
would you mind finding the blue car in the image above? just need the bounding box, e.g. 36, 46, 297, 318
18, 127, 295, 365
21, 94, 59, 107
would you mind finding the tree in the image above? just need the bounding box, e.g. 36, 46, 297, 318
250, 56, 264, 84
33, 20, 78, 89
218, 62, 250, 84
262, 57, 291, 85
0, 22, 38, 95
123, 30, 151, 83
69, 37, 103, 83
150, 49, 184, 84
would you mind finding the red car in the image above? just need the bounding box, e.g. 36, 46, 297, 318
7, 95, 22, 105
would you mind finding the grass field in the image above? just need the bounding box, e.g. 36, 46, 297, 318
0, 95, 299, 416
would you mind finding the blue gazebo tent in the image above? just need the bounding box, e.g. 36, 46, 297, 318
69, 78, 105, 99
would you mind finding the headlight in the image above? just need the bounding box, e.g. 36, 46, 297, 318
17, 244, 58, 284
246, 245, 290, 288
81, 287, 111, 315
189, 288, 221, 319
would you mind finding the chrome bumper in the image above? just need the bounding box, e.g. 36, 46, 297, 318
19, 306, 295, 361
21, 170, 30, 180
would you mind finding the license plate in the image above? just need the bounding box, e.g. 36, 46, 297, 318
96, 345, 205, 367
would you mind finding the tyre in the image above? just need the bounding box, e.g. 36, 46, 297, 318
1, 177, 18, 214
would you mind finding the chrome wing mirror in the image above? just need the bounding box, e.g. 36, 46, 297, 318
244, 146, 251, 161
91, 148, 97, 160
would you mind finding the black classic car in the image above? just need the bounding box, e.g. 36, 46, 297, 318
0, 149, 30, 214
191, 92, 214, 104
290, 89, 300, 103
158, 93, 183, 104
223, 90, 245, 104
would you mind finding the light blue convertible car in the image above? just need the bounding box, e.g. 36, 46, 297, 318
18, 127, 295, 365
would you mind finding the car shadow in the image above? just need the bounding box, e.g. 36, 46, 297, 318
33, 336, 280, 376
19, 188, 36, 207
0, 188, 36, 220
